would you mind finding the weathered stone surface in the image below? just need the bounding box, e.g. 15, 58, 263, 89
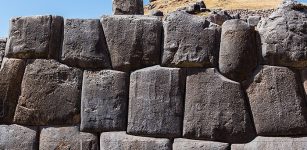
5, 15, 63, 59
14, 59, 82, 125
112, 0, 144, 15
246, 65, 307, 135
101, 15, 162, 72
219, 19, 258, 82
61, 19, 111, 69
40, 126, 98, 150
162, 11, 221, 67
300, 68, 307, 95
0, 38, 6, 66
257, 1, 307, 68
100, 132, 171, 150
207, 10, 233, 26
81, 70, 128, 132
0, 58, 26, 123
183, 68, 255, 143
0, 124, 38, 150
173, 138, 230, 150
232, 136, 307, 150
247, 16, 261, 27
127, 65, 185, 138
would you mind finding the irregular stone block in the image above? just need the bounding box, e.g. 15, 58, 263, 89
100, 132, 171, 150
14, 59, 82, 125
0, 58, 26, 123
232, 136, 307, 150
61, 19, 111, 69
173, 138, 230, 150
257, 1, 307, 68
246, 65, 307, 135
5, 15, 63, 59
0, 38, 6, 66
207, 10, 232, 26
112, 0, 144, 15
0, 124, 38, 150
247, 16, 261, 27
40, 126, 98, 150
81, 70, 128, 132
219, 19, 258, 82
183, 68, 255, 143
101, 15, 162, 72
162, 11, 221, 68
127, 65, 185, 138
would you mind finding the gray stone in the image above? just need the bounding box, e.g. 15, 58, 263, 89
150, 10, 164, 16
301, 68, 307, 95
173, 138, 230, 150
0, 58, 26, 123
183, 68, 255, 143
5, 15, 63, 59
61, 19, 111, 69
101, 15, 162, 72
100, 132, 171, 150
112, 0, 144, 15
162, 11, 221, 67
247, 16, 261, 27
207, 10, 233, 26
257, 1, 307, 68
81, 70, 129, 132
14, 59, 82, 125
219, 19, 258, 82
232, 136, 307, 150
0, 124, 38, 150
127, 65, 185, 138
40, 126, 98, 150
246, 65, 307, 136
0, 38, 6, 66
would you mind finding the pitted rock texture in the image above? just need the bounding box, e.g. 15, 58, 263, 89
101, 15, 162, 72
247, 16, 261, 27
81, 70, 128, 132
0, 38, 6, 66
183, 68, 255, 143
257, 1, 307, 68
127, 65, 185, 138
173, 138, 230, 150
162, 11, 221, 68
5, 15, 63, 59
0, 124, 38, 150
61, 19, 111, 69
246, 65, 307, 136
207, 10, 233, 26
100, 132, 171, 150
40, 126, 98, 150
219, 19, 258, 82
112, 0, 144, 15
14, 59, 82, 125
0, 58, 26, 123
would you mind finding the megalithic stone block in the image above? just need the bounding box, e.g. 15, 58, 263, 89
13, 59, 83, 125
81, 70, 129, 132
173, 138, 230, 150
5, 15, 63, 59
101, 15, 162, 72
183, 68, 255, 143
246, 65, 307, 136
39, 126, 98, 150
162, 11, 221, 68
0, 58, 26, 123
219, 19, 258, 82
100, 132, 172, 150
0, 38, 6, 66
127, 65, 185, 138
61, 19, 111, 69
112, 0, 144, 15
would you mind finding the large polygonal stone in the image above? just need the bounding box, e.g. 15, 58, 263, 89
127, 65, 185, 138
5, 15, 63, 59
257, 1, 307, 68
246, 65, 307, 135
219, 19, 258, 82
40, 126, 98, 150
173, 138, 230, 150
0, 58, 26, 123
101, 15, 162, 72
162, 11, 221, 68
0, 38, 6, 66
61, 19, 111, 69
100, 132, 171, 150
81, 70, 129, 132
0, 124, 38, 150
14, 59, 83, 125
183, 68, 255, 143
112, 0, 144, 15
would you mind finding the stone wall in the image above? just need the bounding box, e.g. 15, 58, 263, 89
0, 0, 307, 149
